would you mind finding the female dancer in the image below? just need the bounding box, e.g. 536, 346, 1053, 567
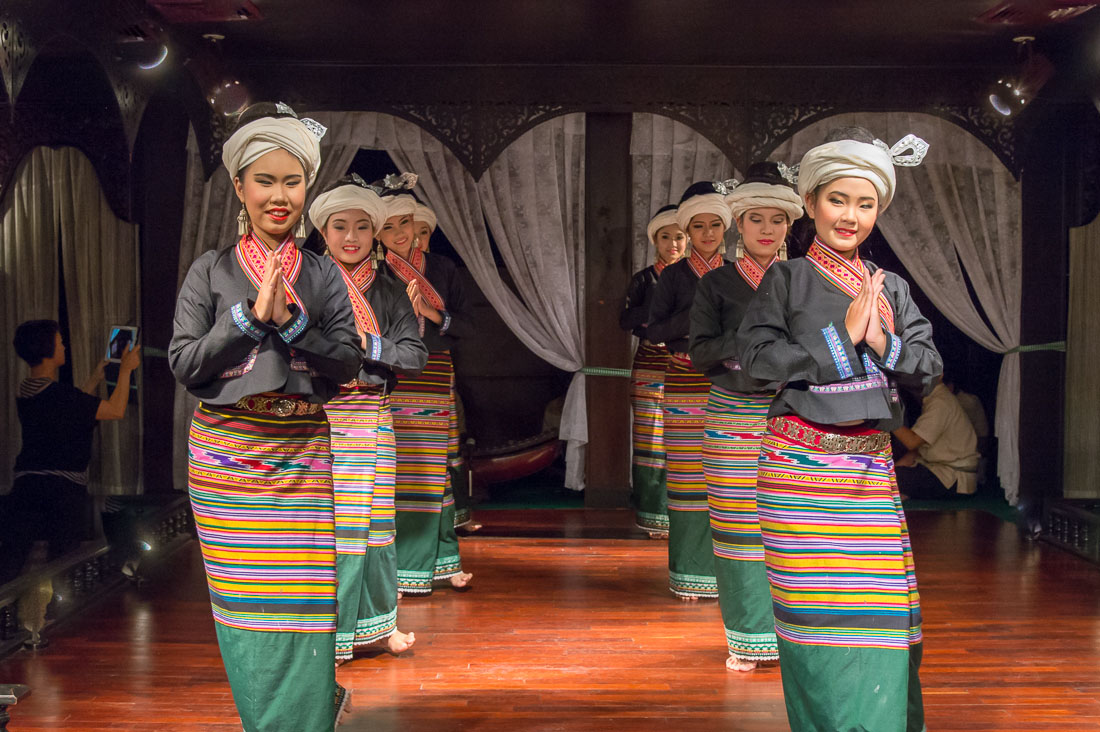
309, 175, 428, 663
620, 204, 685, 535
647, 181, 732, 600
689, 162, 802, 671
377, 181, 474, 595
170, 102, 360, 730
738, 127, 937, 731
414, 200, 473, 530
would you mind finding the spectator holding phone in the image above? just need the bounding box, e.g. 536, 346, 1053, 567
1, 319, 141, 581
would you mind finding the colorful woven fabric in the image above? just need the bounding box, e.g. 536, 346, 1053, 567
188, 404, 337, 632
631, 341, 670, 533
391, 350, 464, 594
187, 403, 337, 730
326, 385, 400, 659
662, 353, 718, 598
702, 386, 778, 661
757, 425, 924, 731
448, 381, 472, 529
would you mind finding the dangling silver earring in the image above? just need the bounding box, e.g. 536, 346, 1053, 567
735, 234, 745, 260
778, 237, 789, 261
237, 204, 249, 236
294, 217, 306, 239
413, 236, 420, 250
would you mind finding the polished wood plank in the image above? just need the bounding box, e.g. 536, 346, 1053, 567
0, 510, 1098, 730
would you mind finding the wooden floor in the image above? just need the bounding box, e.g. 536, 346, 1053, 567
2, 508, 1099, 731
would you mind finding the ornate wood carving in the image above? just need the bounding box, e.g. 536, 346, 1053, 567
0, 13, 33, 110
930, 103, 1017, 178
0, 101, 132, 220
749, 102, 840, 162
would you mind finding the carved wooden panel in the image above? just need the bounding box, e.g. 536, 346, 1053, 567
0, 12, 33, 108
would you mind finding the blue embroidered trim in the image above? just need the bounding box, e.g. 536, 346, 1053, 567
885, 333, 902, 370
822, 323, 854, 379
439, 311, 452, 335
861, 353, 881, 375
809, 372, 889, 394
279, 308, 308, 343
231, 302, 265, 342
368, 334, 383, 362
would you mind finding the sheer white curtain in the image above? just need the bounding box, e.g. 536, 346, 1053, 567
630, 114, 738, 272
770, 112, 1022, 503
0, 148, 61, 495
312, 111, 590, 489
476, 114, 588, 490
54, 148, 142, 494
0, 146, 141, 495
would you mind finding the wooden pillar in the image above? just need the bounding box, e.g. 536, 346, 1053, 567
1017, 104, 1072, 511
583, 113, 634, 507
134, 88, 189, 494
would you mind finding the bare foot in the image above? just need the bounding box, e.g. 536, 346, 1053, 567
648, 531, 669, 540
678, 594, 699, 603
726, 656, 757, 672
450, 571, 473, 589
386, 630, 416, 654
397, 591, 403, 600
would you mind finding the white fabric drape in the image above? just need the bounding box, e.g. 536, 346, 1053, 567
630, 114, 737, 272
770, 112, 1022, 504
476, 115, 587, 490
0, 146, 141, 495
0, 148, 61, 495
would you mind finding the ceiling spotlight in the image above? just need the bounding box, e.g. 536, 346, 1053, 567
987, 36, 1053, 117
210, 79, 250, 116
138, 45, 169, 70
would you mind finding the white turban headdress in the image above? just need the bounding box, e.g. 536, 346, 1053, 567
308, 180, 387, 233
221, 105, 327, 187
414, 202, 438, 233
795, 134, 929, 211
676, 180, 736, 232
646, 205, 681, 245
726, 182, 804, 224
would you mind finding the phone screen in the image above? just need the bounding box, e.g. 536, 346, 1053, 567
106, 327, 137, 362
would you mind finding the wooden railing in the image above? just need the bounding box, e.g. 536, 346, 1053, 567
0, 496, 193, 659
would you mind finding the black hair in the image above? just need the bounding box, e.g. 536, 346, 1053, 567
14, 319, 60, 366
740, 161, 788, 187
822, 125, 876, 145
231, 101, 298, 135
679, 180, 724, 204
653, 203, 678, 217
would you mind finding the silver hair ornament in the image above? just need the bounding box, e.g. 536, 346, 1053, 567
776, 162, 799, 186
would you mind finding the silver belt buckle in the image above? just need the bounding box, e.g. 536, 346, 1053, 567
273, 398, 294, 417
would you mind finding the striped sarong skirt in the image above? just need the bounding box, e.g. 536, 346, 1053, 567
662, 353, 718, 598
701, 387, 777, 661
187, 402, 337, 731
757, 418, 924, 732
326, 384, 399, 659
391, 350, 463, 594
630, 341, 670, 533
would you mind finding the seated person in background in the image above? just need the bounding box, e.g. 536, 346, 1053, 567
2, 319, 140, 581
892, 373, 980, 500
